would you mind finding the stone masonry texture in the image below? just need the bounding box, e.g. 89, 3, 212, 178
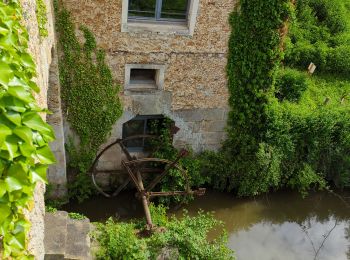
58, 0, 236, 176
20, 0, 56, 258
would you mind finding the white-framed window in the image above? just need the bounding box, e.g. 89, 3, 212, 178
121, 0, 200, 35
128, 0, 189, 22
124, 64, 166, 91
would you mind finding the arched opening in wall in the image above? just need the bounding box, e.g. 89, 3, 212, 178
122, 114, 175, 152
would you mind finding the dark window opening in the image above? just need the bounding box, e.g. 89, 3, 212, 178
128, 0, 189, 21
122, 115, 170, 151
130, 69, 156, 85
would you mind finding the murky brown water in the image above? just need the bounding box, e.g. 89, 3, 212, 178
64, 190, 350, 260
173, 190, 350, 260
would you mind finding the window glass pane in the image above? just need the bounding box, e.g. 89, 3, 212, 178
161, 0, 188, 20
130, 69, 156, 85
128, 0, 156, 18
123, 119, 145, 147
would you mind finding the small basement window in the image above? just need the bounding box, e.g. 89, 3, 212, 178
125, 64, 165, 91
130, 69, 157, 85
122, 115, 170, 151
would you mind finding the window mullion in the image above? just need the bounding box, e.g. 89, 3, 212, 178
155, 0, 162, 20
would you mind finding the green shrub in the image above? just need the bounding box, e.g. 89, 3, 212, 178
148, 118, 209, 204
275, 69, 308, 102
285, 41, 318, 69
93, 205, 235, 260
217, 0, 350, 197
327, 45, 350, 76
95, 220, 150, 260
68, 212, 87, 220
309, 0, 348, 34
280, 106, 350, 189
285, 0, 350, 76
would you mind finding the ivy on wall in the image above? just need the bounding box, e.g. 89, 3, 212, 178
54, 1, 122, 202
35, 0, 48, 38
224, 0, 293, 196
0, 1, 55, 258
203, 0, 348, 197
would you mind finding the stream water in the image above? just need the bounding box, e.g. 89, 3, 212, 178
64, 190, 350, 260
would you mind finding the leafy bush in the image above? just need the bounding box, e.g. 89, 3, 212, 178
285, 0, 350, 77
326, 45, 350, 76
273, 105, 350, 190
215, 0, 350, 197
95, 221, 150, 260
308, 0, 348, 34
93, 204, 235, 260
68, 212, 87, 220
148, 118, 209, 204
275, 68, 308, 102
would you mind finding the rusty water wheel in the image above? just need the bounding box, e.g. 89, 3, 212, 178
90, 135, 161, 198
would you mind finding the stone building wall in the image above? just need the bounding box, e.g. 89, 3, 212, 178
59, 0, 236, 172
20, 0, 57, 258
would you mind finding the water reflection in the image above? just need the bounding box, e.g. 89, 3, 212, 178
172, 190, 350, 260
230, 218, 349, 260
64, 189, 350, 260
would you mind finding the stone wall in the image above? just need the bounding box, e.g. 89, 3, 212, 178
58, 0, 236, 176
20, 0, 56, 258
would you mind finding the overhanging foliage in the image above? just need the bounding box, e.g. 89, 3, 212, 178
0, 1, 55, 258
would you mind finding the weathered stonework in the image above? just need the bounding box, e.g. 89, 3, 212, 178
47, 44, 67, 199
58, 0, 236, 180
20, 0, 56, 258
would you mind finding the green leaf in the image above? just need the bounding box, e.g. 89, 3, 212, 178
4, 110, 21, 126
36, 145, 55, 164
1, 96, 27, 113
5, 176, 22, 192
0, 124, 12, 146
1, 137, 18, 160
0, 203, 11, 223
32, 132, 46, 146
0, 180, 6, 197
0, 30, 18, 49
22, 112, 52, 133
19, 142, 35, 157
0, 25, 9, 35
20, 53, 35, 68
8, 232, 25, 250
28, 80, 40, 93
8, 86, 34, 103
29, 165, 47, 183
8, 163, 28, 185
0, 61, 14, 87
13, 126, 33, 144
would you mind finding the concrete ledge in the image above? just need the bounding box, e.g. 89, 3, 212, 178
44, 211, 68, 257
65, 218, 91, 260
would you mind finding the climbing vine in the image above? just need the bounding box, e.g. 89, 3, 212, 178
206, 0, 349, 197
54, 1, 122, 202
224, 0, 293, 195
0, 1, 55, 258
35, 0, 48, 38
